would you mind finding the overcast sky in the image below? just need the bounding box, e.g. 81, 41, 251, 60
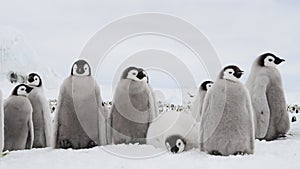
0, 0, 299, 103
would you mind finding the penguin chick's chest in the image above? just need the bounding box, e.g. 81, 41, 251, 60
223, 82, 249, 120
129, 92, 149, 112
71, 77, 96, 99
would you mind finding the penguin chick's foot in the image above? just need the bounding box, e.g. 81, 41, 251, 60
209, 150, 222, 156
234, 151, 245, 156
60, 139, 73, 149
87, 140, 98, 148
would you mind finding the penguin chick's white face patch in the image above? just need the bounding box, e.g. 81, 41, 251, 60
18, 86, 28, 96
12, 84, 33, 97
206, 83, 213, 91
176, 139, 185, 153
264, 56, 277, 68
223, 69, 240, 82
126, 70, 148, 82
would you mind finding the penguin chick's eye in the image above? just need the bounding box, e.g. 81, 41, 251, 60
84, 64, 89, 70
21, 88, 25, 91
34, 77, 38, 81
176, 139, 183, 147
132, 72, 137, 75
229, 71, 233, 74
269, 59, 273, 62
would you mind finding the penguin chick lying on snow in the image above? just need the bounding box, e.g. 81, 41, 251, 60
146, 110, 199, 154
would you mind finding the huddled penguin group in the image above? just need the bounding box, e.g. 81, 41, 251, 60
0, 52, 291, 157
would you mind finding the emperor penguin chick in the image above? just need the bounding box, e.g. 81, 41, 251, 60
200, 65, 255, 156
53, 60, 110, 149
146, 110, 199, 154
246, 53, 290, 141
191, 81, 214, 122
4, 84, 34, 151
110, 66, 158, 144
27, 73, 52, 148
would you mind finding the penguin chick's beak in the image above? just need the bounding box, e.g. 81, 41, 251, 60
170, 146, 179, 154
235, 70, 244, 78
77, 67, 84, 74
136, 71, 146, 80
26, 86, 34, 93
27, 76, 34, 83
275, 58, 285, 65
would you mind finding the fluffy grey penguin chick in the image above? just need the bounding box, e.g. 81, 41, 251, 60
146, 110, 199, 154
110, 66, 158, 144
53, 59, 110, 149
27, 73, 52, 148
246, 53, 290, 141
200, 65, 255, 156
4, 84, 34, 151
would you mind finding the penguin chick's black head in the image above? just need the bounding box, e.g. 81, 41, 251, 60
257, 53, 285, 67
165, 135, 186, 154
12, 84, 33, 96
71, 60, 91, 76
200, 81, 214, 91
121, 66, 149, 83
27, 73, 42, 87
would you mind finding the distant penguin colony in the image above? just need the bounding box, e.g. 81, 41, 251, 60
0, 53, 293, 157
246, 53, 290, 141
109, 66, 158, 144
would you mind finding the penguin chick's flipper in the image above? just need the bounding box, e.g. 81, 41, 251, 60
25, 130, 33, 149
60, 139, 73, 149
87, 140, 98, 149
25, 119, 34, 149
251, 76, 270, 139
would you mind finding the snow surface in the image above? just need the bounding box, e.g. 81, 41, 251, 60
1, 116, 299, 169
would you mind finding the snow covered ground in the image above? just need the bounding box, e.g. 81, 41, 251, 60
1, 115, 299, 169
